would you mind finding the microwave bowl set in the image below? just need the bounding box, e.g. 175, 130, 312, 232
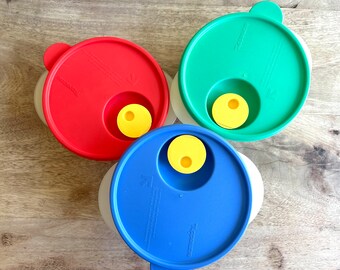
34, 2, 311, 270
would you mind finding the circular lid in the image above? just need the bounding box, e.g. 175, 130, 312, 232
110, 124, 252, 269
43, 37, 169, 160
179, 1, 310, 141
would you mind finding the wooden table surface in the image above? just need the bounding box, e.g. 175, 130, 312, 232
0, 0, 339, 269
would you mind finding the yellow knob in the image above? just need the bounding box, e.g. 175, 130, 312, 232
167, 135, 206, 174
212, 93, 249, 129
117, 104, 152, 138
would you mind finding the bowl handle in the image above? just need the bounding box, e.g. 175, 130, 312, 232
249, 1, 283, 23
43, 42, 71, 71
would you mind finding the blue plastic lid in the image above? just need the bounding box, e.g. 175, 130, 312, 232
110, 125, 252, 269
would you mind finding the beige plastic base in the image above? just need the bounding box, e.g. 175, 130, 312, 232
170, 72, 198, 125
238, 152, 264, 222
98, 164, 117, 230
34, 71, 48, 125
163, 72, 177, 125
98, 152, 263, 230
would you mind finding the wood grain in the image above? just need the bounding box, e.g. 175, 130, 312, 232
0, 0, 339, 269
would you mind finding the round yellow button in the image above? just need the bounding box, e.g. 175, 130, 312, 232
212, 93, 249, 129
167, 135, 206, 174
117, 104, 152, 138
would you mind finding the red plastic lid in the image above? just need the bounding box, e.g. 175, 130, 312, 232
42, 37, 169, 160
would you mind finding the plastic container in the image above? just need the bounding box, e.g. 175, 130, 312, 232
34, 37, 176, 160
98, 124, 264, 270
171, 1, 312, 141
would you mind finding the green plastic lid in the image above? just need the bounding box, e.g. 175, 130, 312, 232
179, 1, 311, 141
